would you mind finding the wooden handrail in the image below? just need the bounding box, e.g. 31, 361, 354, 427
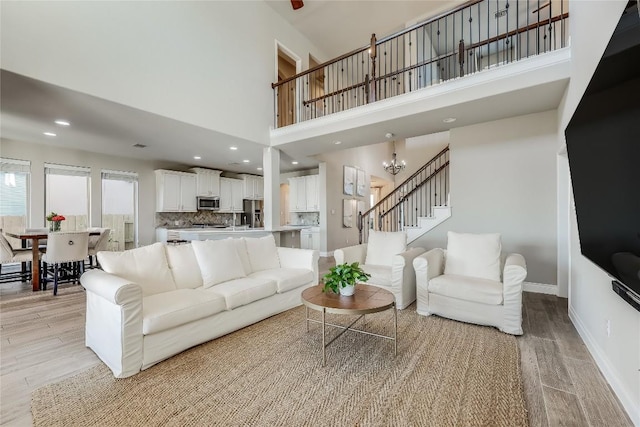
298, 11, 568, 107
465, 12, 569, 51
361, 146, 449, 219
273, 0, 484, 89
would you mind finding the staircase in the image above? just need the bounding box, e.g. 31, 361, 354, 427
358, 147, 451, 244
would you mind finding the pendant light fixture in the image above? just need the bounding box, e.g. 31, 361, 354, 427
382, 133, 406, 176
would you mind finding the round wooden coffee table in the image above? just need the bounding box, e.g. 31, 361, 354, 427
301, 284, 397, 366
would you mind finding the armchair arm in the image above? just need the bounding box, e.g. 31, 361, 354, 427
81, 269, 144, 378
413, 248, 445, 315
390, 247, 426, 309
502, 253, 527, 335
334, 244, 367, 265
277, 247, 319, 285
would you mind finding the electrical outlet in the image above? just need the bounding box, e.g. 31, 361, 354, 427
606, 319, 611, 337
346, 238, 349, 244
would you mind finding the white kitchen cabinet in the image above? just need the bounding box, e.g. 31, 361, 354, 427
305, 175, 319, 211
220, 177, 244, 212
300, 227, 320, 250
240, 174, 264, 200
155, 170, 197, 212
189, 167, 221, 197
288, 175, 319, 212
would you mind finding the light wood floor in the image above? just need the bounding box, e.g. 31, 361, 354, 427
0, 258, 633, 426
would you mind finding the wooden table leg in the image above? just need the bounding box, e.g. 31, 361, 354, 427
31, 238, 40, 292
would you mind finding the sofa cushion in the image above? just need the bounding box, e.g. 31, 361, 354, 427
429, 274, 503, 305
361, 264, 392, 287
364, 230, 407, 267
249, 268, 313, 293
205, 277, 277, 310
191, 239, 246, 288
444, 232, 502, 282
142, 289, 226, 335
98, 242, 176, 296
244, 235, 280, 272
229, 238, 252, 276
164, 244, 203, 289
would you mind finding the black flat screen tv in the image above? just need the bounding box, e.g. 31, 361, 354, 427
565, 2, 640, 312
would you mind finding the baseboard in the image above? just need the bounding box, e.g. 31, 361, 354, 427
320, 251, 334, 257
523, 282, 558, 295
569, 305, 640, 426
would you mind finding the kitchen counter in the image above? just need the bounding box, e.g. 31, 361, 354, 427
157, 226, 313, 247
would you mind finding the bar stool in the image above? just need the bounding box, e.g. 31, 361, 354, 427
87, 228, 110, 268
42, 231, 89, 295
0, 231, 36, 283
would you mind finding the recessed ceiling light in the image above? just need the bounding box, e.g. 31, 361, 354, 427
334, 141, 342, 145
443, 117, 457, 123
242, 159, 250, 163
257, 167, 263, 171
43, 132, 56, 137
54, 120, 70, 126
230, 146, 238, 150
292, 161, 299, 165
193, 156, 202, 160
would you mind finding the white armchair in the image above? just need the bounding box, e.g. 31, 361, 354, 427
334, 230, 425, 309
413, 232, 527, 335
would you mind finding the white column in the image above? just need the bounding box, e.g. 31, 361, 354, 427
262, 147, 280, 231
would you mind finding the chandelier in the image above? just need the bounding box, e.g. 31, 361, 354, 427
383, 152, 406, 175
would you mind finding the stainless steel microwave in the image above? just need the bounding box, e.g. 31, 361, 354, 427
197, 196, 220, 211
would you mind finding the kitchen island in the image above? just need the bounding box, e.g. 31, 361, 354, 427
156, 225, 310, 248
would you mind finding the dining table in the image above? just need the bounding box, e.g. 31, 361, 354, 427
5, 230, 100, 292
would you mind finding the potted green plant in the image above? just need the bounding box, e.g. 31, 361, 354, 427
322, 262, 371, 296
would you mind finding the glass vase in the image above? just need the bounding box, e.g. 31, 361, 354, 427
50, 221, 61, 232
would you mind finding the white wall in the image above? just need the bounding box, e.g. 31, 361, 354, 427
413, 110, 558, 286
315, 141, 393, 253
0, 1, 328, 145
0, 138, 181, 246
557, 1, 640, 423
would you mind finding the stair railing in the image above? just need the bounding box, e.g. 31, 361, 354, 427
358, 146, 450, 244
272, 0, 570, 128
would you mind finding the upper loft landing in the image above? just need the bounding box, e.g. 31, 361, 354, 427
270, 0, 571, 153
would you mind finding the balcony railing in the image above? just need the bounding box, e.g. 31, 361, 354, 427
272, 0, 569, 128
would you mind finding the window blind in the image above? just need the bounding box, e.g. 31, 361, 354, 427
0, 158, 30, 173
44, 163, 90, 177
101, 170, 138, 182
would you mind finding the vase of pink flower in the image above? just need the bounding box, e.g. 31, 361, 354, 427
46, 212, 66, 232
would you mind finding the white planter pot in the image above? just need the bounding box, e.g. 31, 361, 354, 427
339, 284, 356, 296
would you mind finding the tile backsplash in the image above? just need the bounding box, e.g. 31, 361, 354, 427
289, 212, 319, 226
156, 212, 237, 228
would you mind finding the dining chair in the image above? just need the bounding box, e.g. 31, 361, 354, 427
87, 228, 110, 268
0, 231, 36, 283
42, 231, 89, 295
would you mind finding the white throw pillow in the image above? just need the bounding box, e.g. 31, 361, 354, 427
98, 242, 176, 296
164, 244, 203, 289
364, 230, 407, 267
229, 238, 252, 276
244, 235, 281, 272
444, 231, 502, 282
191, 239, 246, 288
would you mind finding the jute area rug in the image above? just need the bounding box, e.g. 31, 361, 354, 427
32, 304, 528, 427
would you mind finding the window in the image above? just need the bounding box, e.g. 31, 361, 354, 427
101, 170, 138, 251
0, 158, 30, 246
45, 163, 90, 231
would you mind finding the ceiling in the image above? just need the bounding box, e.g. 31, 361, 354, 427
0, 70, 313, 174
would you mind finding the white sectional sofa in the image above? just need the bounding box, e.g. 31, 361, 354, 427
81, 235, 318, 378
